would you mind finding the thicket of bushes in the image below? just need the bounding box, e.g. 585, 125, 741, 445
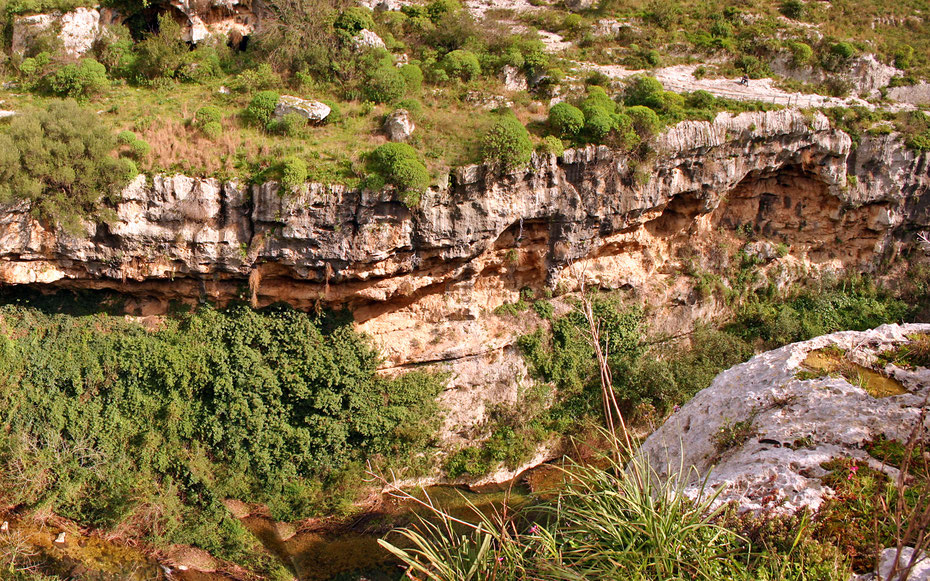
0, 99, 136, 234
0, 300, 445, 570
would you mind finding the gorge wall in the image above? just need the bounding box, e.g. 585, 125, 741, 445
1, 109, 927, 437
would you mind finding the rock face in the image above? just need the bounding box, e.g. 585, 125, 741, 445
771, 53, 900, 98
12, 7, 103, 57
273, 96, 330, 122
0, 109, 929, 435
638, 324, 930, 513
170, 0, 259, 44
383, 109, 415, 141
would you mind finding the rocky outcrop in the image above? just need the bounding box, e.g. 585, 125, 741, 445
383, 109, 415, 141
770, 53, 900, 98
273, 96, 331, 122
0, 109, 928, 434
638, 324, 930, 513
12, 7, 106, 57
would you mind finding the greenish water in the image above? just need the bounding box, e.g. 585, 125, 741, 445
240, 481, 536, 581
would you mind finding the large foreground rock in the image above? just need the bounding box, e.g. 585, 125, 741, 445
639, 324, 930, 513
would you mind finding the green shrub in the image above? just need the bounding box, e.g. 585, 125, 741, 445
548, 102, 585, 138
0, 301, 444, 557
0, 100, 133, 234
280, 156, 308, 191
426, 0, 462, 22
246, 90, 280, 127
734, 53, 770, 78
830, 42, 857, 60
584, 107, 614, 142
268, 112, 306, 137
894, 45, 915, 69
537, 136, 564, 157
399, 64, 424, 92
441, 49, 481, 81
47, 58, 109, 99
202, 121, 223, 140
780, 0, 805, 19
117, 130, 137, 145
686, 90, 716, 109
623, 75, 665, 109
195, 106, 223, 128
232, 63, 281, 92
334, 6, 375, 34
132, 14, 188, 80
369, 143, 430, 205
788, 41, 813, 66
480, 112, 533, 168
366, 65, 407, 103
581, 85, 618, 115
627, 105, 663, 139
128, 138, 151, 161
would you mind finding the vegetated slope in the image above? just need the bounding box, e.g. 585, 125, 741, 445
0, 301, 443, 576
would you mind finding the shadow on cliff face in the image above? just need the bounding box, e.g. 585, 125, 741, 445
0, 286, 130, 316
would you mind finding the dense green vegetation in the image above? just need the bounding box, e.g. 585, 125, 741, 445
0, 300, 444, 574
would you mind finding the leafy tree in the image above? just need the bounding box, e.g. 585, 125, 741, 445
0, 100, 134, 234
132, 13, 188, 80
480, 112, 533, 169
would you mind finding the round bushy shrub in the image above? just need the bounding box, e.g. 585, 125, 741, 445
537, 135, 565, 157
202, 121, 222, 140
442, 49, 481, 81
129, 138, 151, 161
369, 143, 430, 204
627, 105, 663, 139
399, 64, 424, 92
481, 113, 533, 168
788, 41, 813, 66
624, 75, 665, 109
280, 156, 308, 191
548, 102, 585, 138
117, 130, 137, 145
334, 7, 375, 34
392, 157, 430, 205
830, 42, 856, 59
195, 106, 223, 128
366, 65, 407, 103
48, 58, 109, 99
686, 90, 716, 110
581, 86, 617, 115
247, 91, 280, 127
584, 108, 614, 142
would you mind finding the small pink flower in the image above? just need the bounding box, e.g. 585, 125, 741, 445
848, 465, 858, 480
529, 525, 539, 534
497, 557, 504, 562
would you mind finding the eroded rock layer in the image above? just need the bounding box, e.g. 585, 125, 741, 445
0, 110, 927, 434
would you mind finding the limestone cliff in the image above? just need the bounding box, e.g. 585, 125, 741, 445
0, 109, 927, 435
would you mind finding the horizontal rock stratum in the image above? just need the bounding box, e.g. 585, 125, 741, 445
1, 109, 928, 436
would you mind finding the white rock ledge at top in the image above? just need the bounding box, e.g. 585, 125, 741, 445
637, 323, 930, 514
